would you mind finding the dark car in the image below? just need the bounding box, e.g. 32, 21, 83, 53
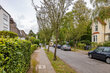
53, 44, 61, 49
88, 47, 110, 64
61, 45, 71, 51
84, 45, 91, 50
57, 44, 62, 49
53, 44, 56, 47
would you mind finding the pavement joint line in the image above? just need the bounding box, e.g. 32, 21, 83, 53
37, 65, 46, 69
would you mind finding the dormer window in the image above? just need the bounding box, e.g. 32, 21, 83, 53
95, 24, 98, 31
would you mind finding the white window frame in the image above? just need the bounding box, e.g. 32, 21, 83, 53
95, 24, 98, 32
93, 35, 97, 42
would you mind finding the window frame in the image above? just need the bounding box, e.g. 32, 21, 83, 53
93, 35, 98, 42
95, 24, 98, 32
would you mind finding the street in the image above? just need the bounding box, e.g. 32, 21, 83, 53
50, 47, 110, 73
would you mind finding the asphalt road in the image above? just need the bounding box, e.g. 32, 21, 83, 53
49, 47, 110, 73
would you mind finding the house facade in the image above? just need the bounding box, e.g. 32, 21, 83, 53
0, 6, 10, 31
20, 30, 27, 40
92, 18, 110, 43
10, 18, 21, 37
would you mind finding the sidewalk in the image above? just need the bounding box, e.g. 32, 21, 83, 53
37, 49, 56, 73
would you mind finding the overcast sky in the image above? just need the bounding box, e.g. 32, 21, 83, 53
0, 0, 92, 34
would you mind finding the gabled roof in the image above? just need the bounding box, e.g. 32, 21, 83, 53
96, 17, 106, 25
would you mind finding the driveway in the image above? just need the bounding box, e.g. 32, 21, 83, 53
49, 47, 110, 73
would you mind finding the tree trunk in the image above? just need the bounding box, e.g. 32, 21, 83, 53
47, 42, 50, 52
53, 29, 58, 61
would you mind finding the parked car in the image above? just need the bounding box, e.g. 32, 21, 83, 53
84, 45, 91, 50
57, 44, 62, 49
61, 45, 71, 51
88, 47, 110, 64
53, 44, 56, 47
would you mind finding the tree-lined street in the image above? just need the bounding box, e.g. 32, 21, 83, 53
50, 47, 110, 73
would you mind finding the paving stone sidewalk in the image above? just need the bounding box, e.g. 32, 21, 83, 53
37, 48, 56, 73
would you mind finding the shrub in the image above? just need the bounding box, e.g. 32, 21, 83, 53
29, 37, 40, 45
80, 40, 91, 45
31, 44, 38, 53
91, 42, 98, 48
29, 37, 36, 44
34, 39, 40, 45
0, 38, 32, 73
69, 40, 74, 47
25, 36, 29, 40
77, 43, 86, 49
0, 31, 18, 38
103, 41, 110, 47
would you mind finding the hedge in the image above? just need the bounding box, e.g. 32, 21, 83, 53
31, 44, 38, 53
0, 38, 32, 73
103, 41, 110, 47
77, 43, 86, 49
29, 37, 40, 45
0, 31, 18, 38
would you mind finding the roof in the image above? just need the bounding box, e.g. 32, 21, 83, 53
20, 30, 27, 37
0, 5, 11, 17
96, 17, 106, 25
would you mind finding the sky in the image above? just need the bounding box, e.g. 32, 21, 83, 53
0, 0, 92, 34
0, 0, 42, 34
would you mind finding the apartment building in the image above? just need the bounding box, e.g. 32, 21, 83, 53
92, 17, 110, 43
10, 18, 27, 39
10, 18, 21, 37
0, 5, 10, 31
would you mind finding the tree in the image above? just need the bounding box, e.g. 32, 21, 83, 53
28, 30, 36, 38
71, 0, 91, 46
32, 1, 53, 52
32, 0, 73, 60
90, 0, 110, 20
59, 12, 74, 42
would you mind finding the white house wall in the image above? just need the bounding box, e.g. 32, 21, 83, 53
0, 9, 10, 31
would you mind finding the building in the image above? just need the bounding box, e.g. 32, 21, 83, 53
10, 18, 27, 39
0, 6, 27, 39
20, 30, 27, 40
10, 18, 21, 37
0, 5, 10, 31
92, 17, 110, 43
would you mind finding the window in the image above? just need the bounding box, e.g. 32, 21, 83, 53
3, 23, 8, 26
103, 48, 110, 52
95, 24, 98, 31
3, 14, 8, 22
3, 26, 8, 30
95, 47, 104, 52
93, 35, 97, 42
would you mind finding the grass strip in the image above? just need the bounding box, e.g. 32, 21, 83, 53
44, 49, 76, 73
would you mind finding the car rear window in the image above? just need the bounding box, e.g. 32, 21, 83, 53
67, 45, 70, 47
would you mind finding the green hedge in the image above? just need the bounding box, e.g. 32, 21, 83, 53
0, 38, 32, 73
29, 37, 40, 45
0, 31, 18, 38
31, 44, 38, 53
103, 41, 110, 47
77, 43, 86, 49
